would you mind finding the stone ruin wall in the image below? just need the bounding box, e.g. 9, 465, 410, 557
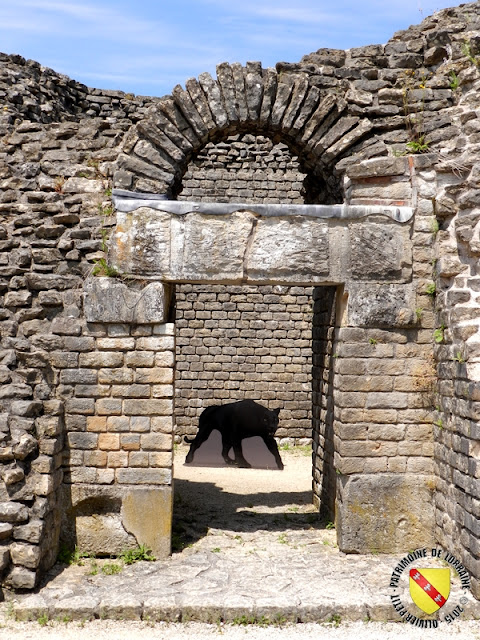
175, 283, 314, 443
0, 2, 478, 596
0, 80, 167, 587
175, 134, 313, 442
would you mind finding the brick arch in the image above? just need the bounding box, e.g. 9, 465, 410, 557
114, 63, 375, 200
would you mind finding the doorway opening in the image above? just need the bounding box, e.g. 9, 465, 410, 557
171, 282, 338, 551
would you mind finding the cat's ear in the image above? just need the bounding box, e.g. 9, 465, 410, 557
273, 408, 280, 416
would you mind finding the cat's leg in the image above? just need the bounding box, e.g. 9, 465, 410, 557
263, 435, 284, 470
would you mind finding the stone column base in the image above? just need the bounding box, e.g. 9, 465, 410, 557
336, 473, 435, 554
61, 485, 173, 559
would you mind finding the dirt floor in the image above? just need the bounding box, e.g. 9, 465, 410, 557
172, 442, 334, 554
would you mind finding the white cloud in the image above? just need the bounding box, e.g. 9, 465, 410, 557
11, 0, 110, 21
0, 0, 173, 46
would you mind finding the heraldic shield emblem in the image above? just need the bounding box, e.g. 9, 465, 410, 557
409, 568, 451, 614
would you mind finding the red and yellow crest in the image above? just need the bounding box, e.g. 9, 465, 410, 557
409, 568, 451, 614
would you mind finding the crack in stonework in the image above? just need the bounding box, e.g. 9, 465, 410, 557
242, 216, 259, 281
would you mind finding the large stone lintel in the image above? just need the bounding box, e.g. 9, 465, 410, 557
111, 208, 338, 283
110, 205, 412, 285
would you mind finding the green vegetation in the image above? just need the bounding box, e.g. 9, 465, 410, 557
57, 544, 91, 566
231, 614, 287, 627
101, 562, 122, 575
327, 613, 342, 627
98, 203, 114, 217
462, 40, 480, 67
433, 325, 445, 344
425, 282, 436, 297
37, 613, 49, 626
405, 136, 430, 154
92, 257, 120, 278
401, 69, 430, 154
120, 544, 156, 565
58, 615, 72, 624
448, 70, 459, 90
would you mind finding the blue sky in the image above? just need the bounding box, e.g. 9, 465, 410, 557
0, 0, 465, 97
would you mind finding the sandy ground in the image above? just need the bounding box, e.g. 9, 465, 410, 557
171, 441, 322, 552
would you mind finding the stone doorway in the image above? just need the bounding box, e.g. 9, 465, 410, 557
172, 281, 339, 525
105, 183, 435, 558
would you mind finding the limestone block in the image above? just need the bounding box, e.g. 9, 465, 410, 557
10, 542, 41, 569
63, 177, 104, 193
122, 487, 172, 558
4, 566, 37, 589
84, 277, 170, 324
62, 486, 135, 555
181, 211, 254, 281
99, 594, 143, 621
13, 520, 43, 544
4, 291, 32, 307
246, 217, 329, 281
336, 473, 435, 553
53, 596, 100, 622
10, 401, 42, 417
112, 208, 171, 275
75, 514, 136, 556
2, 466, 24, 485
0, 501, 28, 523
115, 468, 171, 484
346, 157, 407, 179
347, 283, 416, 328
349, 222, 412, 281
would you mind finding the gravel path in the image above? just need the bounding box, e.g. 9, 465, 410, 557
1, 619, 479, 640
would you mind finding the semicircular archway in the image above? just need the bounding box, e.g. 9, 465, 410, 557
113, 63, 380, 201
